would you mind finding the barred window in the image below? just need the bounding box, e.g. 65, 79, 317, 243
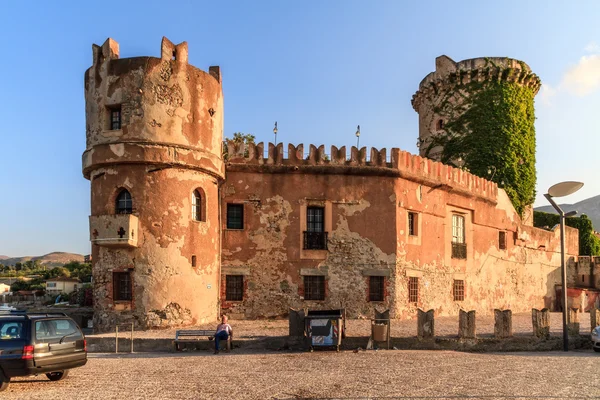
408, 212, 418, 236
115, 189, 133, 214
369, 276, 385, 302
408, 277, 419, 303
225, 275, 243, 301
304, 275, 325, 300
110, 106, 122, 130
453, 280, 465, 301
113, 271, 132, 301
227, 204, 244, 229
307, 207, 324, 232
499, 231, 507, 250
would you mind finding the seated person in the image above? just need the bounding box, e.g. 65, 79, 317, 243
214, 315, 233, 354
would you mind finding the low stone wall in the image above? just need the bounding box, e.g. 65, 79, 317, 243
86, 334, 591, 353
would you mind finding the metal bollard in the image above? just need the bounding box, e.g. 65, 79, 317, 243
130, 322, 134, 353
115, 325, 119, 353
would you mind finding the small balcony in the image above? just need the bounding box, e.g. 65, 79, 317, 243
303, 231, 328, 250
451, 242, 467, 259
89, 214, 139, 248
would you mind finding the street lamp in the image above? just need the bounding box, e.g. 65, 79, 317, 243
544, 181, 584, 352
355, 125, 360, 148
273, 122, 278, 146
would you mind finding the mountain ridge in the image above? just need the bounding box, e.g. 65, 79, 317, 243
534, 194, 600, 229
0, 252, 85, 267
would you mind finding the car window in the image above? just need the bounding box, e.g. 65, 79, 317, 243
0, 321, 25, 340
35, 319, 82, 343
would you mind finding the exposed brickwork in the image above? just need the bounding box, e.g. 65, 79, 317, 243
221, 143, 579, 319
84, 38, 224, 332
84, 40, 581, 332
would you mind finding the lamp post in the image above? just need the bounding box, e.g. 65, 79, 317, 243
273, 122, 278, 146
355, 125, 360, 148
544, 181, 584, 352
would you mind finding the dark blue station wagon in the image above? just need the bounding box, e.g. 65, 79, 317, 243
0, 312, 87, 391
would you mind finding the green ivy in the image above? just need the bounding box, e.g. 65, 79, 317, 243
533, 211, 600, 256
426, 79, 536, 216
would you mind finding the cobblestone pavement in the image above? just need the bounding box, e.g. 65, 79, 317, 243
3, 349, 599, 399
89, 312, 592, 339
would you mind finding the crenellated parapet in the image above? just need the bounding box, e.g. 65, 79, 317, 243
411, 55, 541, 111
83, 36, 225, 180
225, 141, 498, 202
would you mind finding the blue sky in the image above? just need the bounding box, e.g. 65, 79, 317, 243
1, 1, 599, 256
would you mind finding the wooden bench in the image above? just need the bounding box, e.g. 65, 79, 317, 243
174, 330, 232, 352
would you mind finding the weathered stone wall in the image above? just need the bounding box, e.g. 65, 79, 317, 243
221, 166, 398, 318
411, 55, 541, 161
221, 143, 578, 319
84, 38, 224, 331
83, 40, 581, 330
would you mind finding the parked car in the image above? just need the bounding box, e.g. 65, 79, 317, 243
592, 326, 600, 353
0, 311, 87, 391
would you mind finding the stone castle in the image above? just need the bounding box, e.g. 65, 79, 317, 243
84, 38, 579, 332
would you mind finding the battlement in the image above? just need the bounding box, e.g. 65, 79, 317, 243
225, 141, 498, 202
412, 55, 541, 111
89, 37, 221, 83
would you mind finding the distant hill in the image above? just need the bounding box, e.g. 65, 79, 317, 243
535, 194, 600, 229
0, 255, 8, 260
0, 252, 85, 268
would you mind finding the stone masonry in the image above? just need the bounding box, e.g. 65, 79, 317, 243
83, 39, 579, 331
84, 38, 224, 331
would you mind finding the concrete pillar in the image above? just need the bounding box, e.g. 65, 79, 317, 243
568, 308, 580, 336
417, 309, 435, 339
494, 309, 513, 338
591, 307, 600, 332
288, 308, 305, 337
532, 308, 550, 339
458, 310, 476, 339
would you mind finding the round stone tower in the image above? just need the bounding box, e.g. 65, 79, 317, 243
411, 55, 541, 217
83, 37, 224, 331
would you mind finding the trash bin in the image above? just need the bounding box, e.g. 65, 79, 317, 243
304, 309, 346, 351
372, 323, 387, 342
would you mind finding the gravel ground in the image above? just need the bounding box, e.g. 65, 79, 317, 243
89, 312, 592, 339
2, 350, 599, 399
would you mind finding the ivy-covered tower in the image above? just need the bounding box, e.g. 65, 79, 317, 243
411, 55, 541, 217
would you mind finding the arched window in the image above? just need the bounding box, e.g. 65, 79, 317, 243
192, 189, 205, 221
116, 189, 133, 214
436, 119, 445, 130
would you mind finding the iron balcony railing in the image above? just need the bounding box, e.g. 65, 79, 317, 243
451, 242, 467, 259
303, 231, 328, 250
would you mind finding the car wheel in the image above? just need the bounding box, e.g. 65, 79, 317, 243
594, 347, 600, 353
46, 370, 69, 381
0, 371, 9, 392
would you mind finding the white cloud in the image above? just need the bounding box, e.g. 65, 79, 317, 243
537, 41, 600, 106
538, 83, 556, 106
584, 41, 600, 54
561, 54, 600, 96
